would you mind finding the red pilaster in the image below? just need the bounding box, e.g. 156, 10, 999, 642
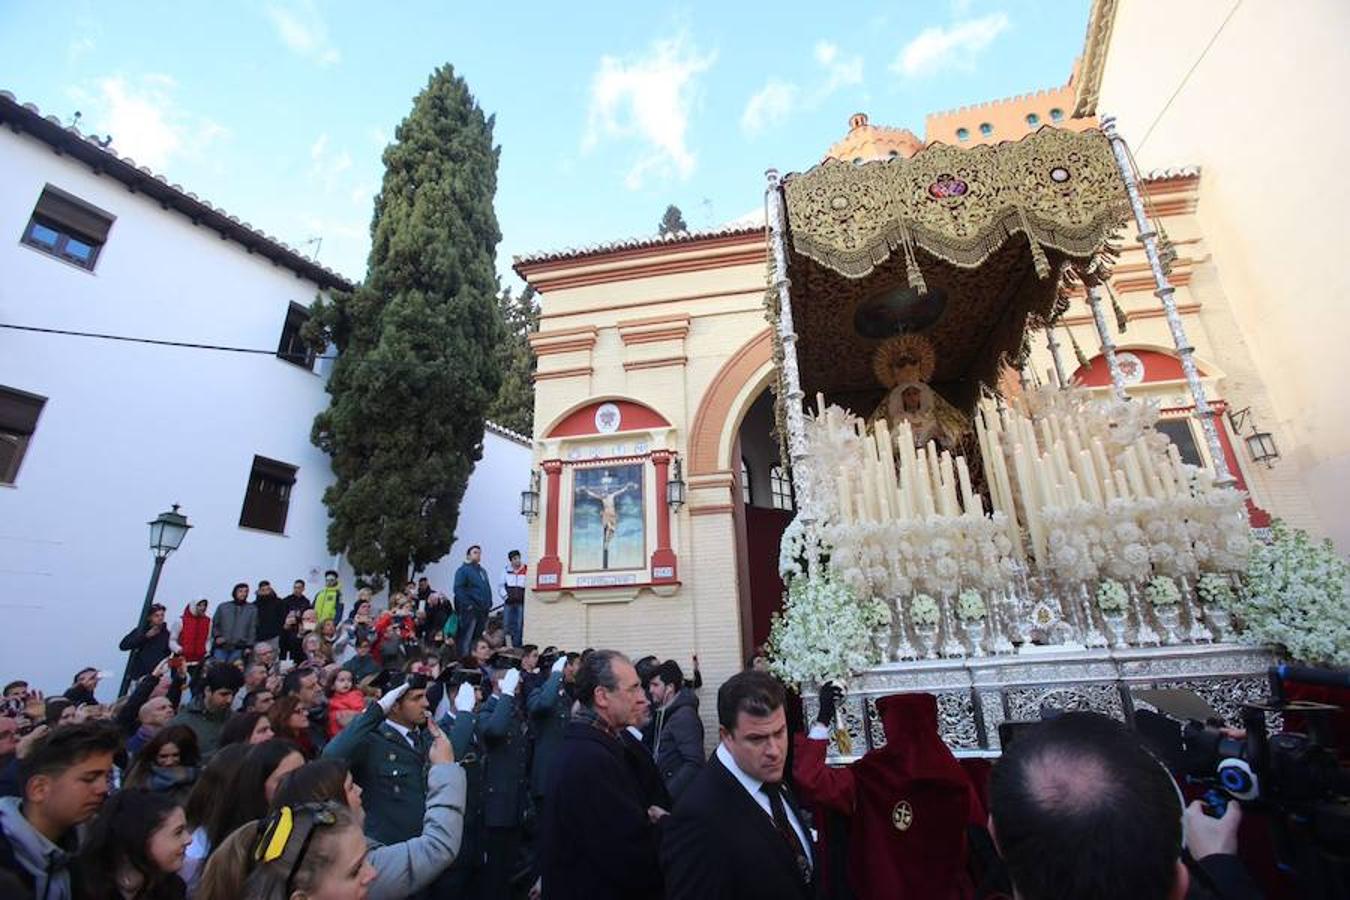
1211, 402, 1272, 528
650, 450, 678, 583
536, 459, 564, 590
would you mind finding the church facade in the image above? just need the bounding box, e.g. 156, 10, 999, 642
515, 2, 1339, 721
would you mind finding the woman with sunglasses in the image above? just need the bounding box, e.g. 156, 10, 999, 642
74, 788, 192, 900
266, 714, 465, 900
123, 725, 201, 804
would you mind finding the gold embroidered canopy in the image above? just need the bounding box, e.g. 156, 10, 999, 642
773, 126, 1129, 414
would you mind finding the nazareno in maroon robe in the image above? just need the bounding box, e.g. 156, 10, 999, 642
793, 692, 986, 900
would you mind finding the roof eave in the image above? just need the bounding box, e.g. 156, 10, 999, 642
0, 90, 357, 293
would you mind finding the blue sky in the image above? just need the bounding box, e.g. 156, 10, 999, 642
1, 0, 1091, 287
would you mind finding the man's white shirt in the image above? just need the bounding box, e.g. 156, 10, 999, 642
714, 742, 812, 865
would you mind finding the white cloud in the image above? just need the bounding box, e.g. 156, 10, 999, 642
892, 13, 1010, 78
83, 75, 226, 171
583, 34, 716, 190
739, 40, 863, 138
740, 80, 798, 137
265, 0, 340, 66
307, 132, 352, 192
814, 40, 864, 97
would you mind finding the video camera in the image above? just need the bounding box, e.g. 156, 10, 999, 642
1133, 666, 1350, 892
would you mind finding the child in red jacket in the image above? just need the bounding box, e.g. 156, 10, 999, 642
325, 667, 366, 738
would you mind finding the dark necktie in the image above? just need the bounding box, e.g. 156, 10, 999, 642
761, 782, 811, 884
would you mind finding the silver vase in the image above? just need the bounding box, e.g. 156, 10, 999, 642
1154, 604, 1182, 644
1203, 605, 1233, 642
1102, 611, 1129, 649
964, 618, 988, 656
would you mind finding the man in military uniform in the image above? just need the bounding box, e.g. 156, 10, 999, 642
322, 674, 433, 845
480, 655, 530, 900
438, 674, 486, 898
527, 652, 577, 814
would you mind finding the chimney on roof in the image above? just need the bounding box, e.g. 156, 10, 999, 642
849, 112, 869, 130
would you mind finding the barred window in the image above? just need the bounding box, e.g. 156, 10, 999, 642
769, 465, 794, 511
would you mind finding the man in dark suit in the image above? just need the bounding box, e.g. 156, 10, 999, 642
663, 670, 815, 900
539, 649, 663, 900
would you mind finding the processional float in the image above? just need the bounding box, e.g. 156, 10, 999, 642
762, 121, 1276, 759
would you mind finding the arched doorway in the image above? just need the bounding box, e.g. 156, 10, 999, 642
732, 388, 793, 656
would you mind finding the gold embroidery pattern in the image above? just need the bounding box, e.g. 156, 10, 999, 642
783, 128, 1128, 281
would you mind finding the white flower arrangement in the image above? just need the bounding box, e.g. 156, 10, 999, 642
909, 594, 940, 628
1226, 521, 1350, 668
766, 572, 891, 686
1197, 573, 1235, 609
1096, 579, 1129, 614
1145, 575, 1181, 607
954, 589, 986, 622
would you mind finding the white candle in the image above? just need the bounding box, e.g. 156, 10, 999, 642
956, 456, 977, 515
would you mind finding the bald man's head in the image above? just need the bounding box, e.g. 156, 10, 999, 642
989, 713, 1186, 900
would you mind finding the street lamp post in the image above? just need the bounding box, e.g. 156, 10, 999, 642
120, 504, 191, 695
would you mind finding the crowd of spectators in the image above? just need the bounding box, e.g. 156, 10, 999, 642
0, 556, 1280, 899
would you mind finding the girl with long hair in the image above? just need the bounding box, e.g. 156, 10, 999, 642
267, 696, 316, 759
179, 742, 250, 894
219, 710, 276, 747
123, 725, 200, 803
201, 740, 305, 854
75, 788, 191, 900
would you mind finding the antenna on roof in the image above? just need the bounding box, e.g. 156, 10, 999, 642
67, 111, 82, 128
302, 237, 323, 259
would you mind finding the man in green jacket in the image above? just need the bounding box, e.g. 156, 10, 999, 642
313, 569, 344, 624
169, 663, 242, 757
323, 675, 431, 845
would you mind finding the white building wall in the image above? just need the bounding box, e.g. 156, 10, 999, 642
1093, 0, 1350, 550
0, 127, 528, 696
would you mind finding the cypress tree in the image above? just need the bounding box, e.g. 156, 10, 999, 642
306, 64, 503, 590
486, 284, 539, 436
658, 204, 688, 236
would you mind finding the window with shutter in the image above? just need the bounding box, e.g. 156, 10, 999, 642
0, 386, 47, 485
21, 186, 114, 271
239, 455, 298, 533
277, 303, 316, 370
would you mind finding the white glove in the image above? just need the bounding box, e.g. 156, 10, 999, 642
551, 655, 567, 675
378, 682, 411, 714
454, 682, 476, 712
501, 669, 521, 696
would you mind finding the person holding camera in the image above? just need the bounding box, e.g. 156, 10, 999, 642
437, 670, 487, 898
478, 656, 530, 900
527, 652, 577, 817
118, 604, 172, 682
989, 711, 1263, 900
